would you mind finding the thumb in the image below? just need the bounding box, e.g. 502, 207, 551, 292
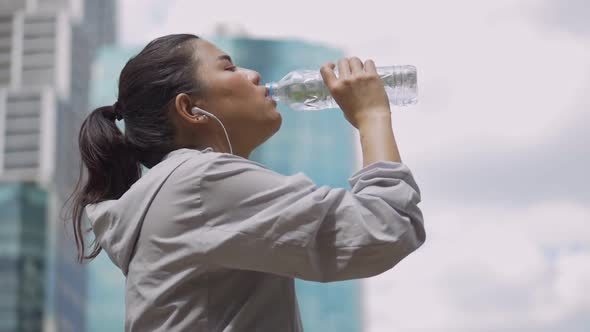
320, 62, 337, 88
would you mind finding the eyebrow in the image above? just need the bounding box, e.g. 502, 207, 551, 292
217, 55, 233, 63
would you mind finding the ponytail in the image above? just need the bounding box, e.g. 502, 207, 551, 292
64, 33, 201, 263
65, 105, 142, 263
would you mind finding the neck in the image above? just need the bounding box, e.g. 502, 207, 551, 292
174, 122, 253, 159
192, 132, 251, 159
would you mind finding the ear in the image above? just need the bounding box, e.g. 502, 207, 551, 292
174, 93, 209, 124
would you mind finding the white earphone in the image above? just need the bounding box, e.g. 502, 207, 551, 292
191, 106, 233, 154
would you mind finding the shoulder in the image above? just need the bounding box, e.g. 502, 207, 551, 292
183, 150, 273, 175
167, 150, 276, 188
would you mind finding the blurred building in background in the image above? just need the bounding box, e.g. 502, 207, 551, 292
0, 0, 116, 331
88, 37, 361, 331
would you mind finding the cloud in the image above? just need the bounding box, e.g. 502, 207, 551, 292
533, 0, 590, 37
413, 103, 590, 208
363, 201, 590, 331
117, 0, 171, 45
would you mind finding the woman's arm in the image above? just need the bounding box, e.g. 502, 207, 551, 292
358, 113, 402, 166
175, 153, 425, 283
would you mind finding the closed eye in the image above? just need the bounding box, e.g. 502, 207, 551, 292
226, 66, 237, 72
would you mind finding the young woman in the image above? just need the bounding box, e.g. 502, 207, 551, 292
67, 34, 425, 331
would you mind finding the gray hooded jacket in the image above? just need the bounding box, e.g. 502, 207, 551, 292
85, 147, 425, 331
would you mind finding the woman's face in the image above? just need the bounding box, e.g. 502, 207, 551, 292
190, 38, 282, 156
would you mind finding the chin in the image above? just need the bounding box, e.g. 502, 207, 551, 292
269, 111, 282, 134
256, 115, 282, 147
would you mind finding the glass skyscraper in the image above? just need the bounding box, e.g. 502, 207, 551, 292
0, 183, 46, 331
88, 36, 361, 332
0, 1, 116, 331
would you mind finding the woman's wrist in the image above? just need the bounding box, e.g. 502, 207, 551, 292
357, 110, 392, 133
357, 112, 401, 166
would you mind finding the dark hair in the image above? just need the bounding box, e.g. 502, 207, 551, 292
64, 34, 203, 263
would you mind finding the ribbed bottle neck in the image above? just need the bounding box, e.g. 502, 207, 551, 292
265, 82, 280, 101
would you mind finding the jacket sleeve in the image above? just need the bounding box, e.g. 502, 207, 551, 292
195, 154, 425, 282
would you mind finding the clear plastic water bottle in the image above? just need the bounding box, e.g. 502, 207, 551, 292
264, 65, 418, 111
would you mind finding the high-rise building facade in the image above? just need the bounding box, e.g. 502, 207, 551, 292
87, 36, 362, 332
0, 1, 116, 331
0, 182, 47, 331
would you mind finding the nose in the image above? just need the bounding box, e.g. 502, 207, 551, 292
245, 69, 261, 85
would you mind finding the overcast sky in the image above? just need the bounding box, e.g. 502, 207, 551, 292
117, 0, 590, 330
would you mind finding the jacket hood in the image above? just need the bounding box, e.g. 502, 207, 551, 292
84, 148, 212, 276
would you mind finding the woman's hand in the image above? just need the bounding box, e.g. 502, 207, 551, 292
320, 57, 390, 129
321, 57, 401, 165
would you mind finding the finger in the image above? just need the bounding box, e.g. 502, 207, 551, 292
320, 62, 338, 88
364, 59, 377, 74
349, 57, 364, 74
337, 58, 351, 78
